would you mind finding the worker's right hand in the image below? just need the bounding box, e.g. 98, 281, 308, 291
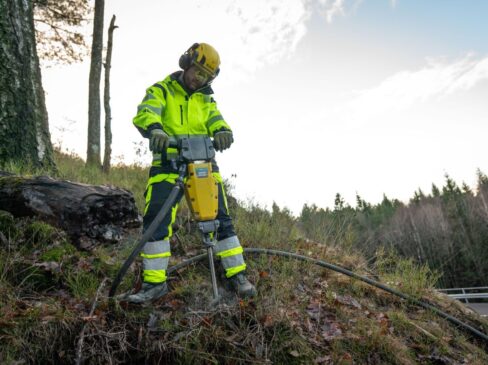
149, 129, 169, 152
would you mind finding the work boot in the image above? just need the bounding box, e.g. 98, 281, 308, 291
124, 282, 169, 304
227, 272, 257, 298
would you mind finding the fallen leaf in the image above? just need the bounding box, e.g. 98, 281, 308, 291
41, 315, 56, 323
147, 313, 158, 328
201, 316, 212, 326
260, 315, 274, 328
225, 333, 238, 343
76, 258, 93, 270
259, 271, 269, 278
314, 355, 331, 364
376, 312, 390, 334
289, 350, 300, 357
81, 315, 98, 322
313, 277, 329, 289
304, 317, 314, 332
165, 299, 184, 310
307, 302, 321, 321
342, 352, 353, 363
34, 261, 60, 272
321, 321, 342, 340
334, 294, 361, 309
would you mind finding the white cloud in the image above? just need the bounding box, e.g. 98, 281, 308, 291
344, 54, 488, 126
317, 0, 363, 23
189, 0, 311, 81
318, 0, 346, 23
219, 0, 311, 76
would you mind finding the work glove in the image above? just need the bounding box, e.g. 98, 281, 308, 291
213, 131, 234, 151
149, 129, 169, 152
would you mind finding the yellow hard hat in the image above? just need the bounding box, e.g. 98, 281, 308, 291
179, 43, 220, 77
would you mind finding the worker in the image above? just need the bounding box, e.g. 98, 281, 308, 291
127, 43, 257, 303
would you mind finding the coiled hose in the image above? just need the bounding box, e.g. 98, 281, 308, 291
166, 247, 488, 346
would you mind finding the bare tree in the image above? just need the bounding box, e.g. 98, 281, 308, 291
86, 0, 104, 168
102, 15, 118, 173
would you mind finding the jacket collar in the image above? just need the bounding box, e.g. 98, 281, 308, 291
169, 71, 214, 95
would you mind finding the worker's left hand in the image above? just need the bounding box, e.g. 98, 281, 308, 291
214, 131, 234, 151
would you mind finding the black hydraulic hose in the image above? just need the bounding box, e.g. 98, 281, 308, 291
166, 247, 488, 345
108, 167, 185, 298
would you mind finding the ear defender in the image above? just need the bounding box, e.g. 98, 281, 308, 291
179, 43, 200, 70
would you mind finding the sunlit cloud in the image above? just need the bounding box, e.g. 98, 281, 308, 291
344, 54, 488, 125
191, 0, 311, 80
318, 0, 346, 23
317, 0, 363, 23
220, 0, 310, 76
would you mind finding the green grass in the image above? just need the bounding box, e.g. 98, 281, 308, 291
65, 269, 100, 299
374, 247, 441, 299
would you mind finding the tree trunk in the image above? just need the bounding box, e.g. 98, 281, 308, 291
86, 0, 105, 168
0, 171, 141, 249
102, 15, 117, 174
0, 0, 55, 170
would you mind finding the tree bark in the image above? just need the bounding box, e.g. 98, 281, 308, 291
86, 0, 104, 168
102, 15, 117, 174
0, 172, 141, 249
0, 0, 55, 170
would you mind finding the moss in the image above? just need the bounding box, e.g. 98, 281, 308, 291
39, 242, 76, 262
24, 221, 58, 248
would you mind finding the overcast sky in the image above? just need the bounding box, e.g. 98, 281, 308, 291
42, 0, 488, 215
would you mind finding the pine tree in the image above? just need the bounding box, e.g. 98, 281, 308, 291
334, 193, 346, 211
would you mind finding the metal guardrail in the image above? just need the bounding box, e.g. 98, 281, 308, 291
437, 287, 488, 303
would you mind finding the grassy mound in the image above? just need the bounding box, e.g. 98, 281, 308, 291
1, 213, 487, 364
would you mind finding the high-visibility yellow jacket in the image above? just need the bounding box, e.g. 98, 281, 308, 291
133, 72, 231, 163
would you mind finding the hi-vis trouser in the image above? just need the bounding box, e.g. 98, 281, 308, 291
141, 168, 246, 284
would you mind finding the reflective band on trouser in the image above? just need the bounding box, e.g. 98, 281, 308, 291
144, 184, 153, 215
214, 236, 246, 278
214, 235, 240, 254
141, 240, 171, 283
213, 172, 229, 214
164, 204, 178, 241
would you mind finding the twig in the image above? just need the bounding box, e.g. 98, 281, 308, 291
75, 277, 108, 365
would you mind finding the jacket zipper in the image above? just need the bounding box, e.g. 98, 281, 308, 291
179, 105, 183, 125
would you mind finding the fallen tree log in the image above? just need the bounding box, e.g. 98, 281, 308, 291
0, 172, 141, 248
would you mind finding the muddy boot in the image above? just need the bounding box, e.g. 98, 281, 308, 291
227, 272, 257, 298
124, 282, 169, 304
